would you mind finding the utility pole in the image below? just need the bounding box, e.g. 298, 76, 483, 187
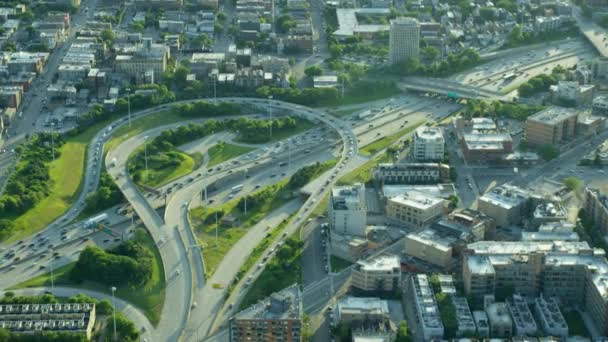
213, 78, 217, 104
215, 211, 219, 247
50, 131, 55, 162
49, 250, 54, 292
144, 142, 148, 172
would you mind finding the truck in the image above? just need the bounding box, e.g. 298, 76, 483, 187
84, 213, 108, 229
231, 184, 244, 193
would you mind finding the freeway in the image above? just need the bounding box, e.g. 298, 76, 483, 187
96, 97, 357, 341
573, 5, 608, 58
400, 76, 510, 101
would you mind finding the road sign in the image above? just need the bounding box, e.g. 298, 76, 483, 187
447, 92, 460, 99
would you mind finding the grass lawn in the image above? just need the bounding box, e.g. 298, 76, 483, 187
130, 150, 202, 189
189, 180, 293, 277
330, 256, 352, 273
329, 108, 359, 118
235, 119, 315, 144
359, 120, 425, 156
12, 228, 166, 326
105, 110, 179, 152
338, 153, 390, 185
563, 310, 591, 338
333, 86, 400, 107
207, 143, 255, 168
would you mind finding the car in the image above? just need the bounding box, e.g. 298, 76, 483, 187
175, 269, 181, 276
103, 239, 109, 243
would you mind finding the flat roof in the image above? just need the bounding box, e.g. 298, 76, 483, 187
334, 8, 390, 37
355, 254, 400, 272
527, 106, 578, 125
388, 190, 444, 210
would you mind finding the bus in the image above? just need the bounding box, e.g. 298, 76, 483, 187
503, 73, 517, 81
231, 184, 244, 193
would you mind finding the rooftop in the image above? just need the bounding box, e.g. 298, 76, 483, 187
533, 202, 568, 219
479, 184, 529, 210
382, 184, 455, 200
232, 284, 302, 321
415, 126, 444, 141
507, 295, 538, 332
388, 190, 445, 210
411, 274, 444, 330
405, 229, 454, 253
355, 254, 400, 272
337, 296, 390, 317
527, 106, 578, 125
334, 8, 390, 37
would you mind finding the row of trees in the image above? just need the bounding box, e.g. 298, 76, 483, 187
84, 171, 124, 214
255, 86, 340, 106
463, 99, 544, 121
393, 48, 481, 77
0, 133, 63, 223
71, 240, 154, 287
233, 116, 298, 143
287, 161, 335, 189
518, 74, 559, 97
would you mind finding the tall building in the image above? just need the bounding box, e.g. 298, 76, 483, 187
525, 106, 578, 147
352, 254, 401, 292
229, 284, 302, 342
413, 126, 445, 161
389, 17, 420, 65
329, 183, 367, 236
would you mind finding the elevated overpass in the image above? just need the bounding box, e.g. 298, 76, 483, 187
399, 76, 511, 101
573, 7, 608, 58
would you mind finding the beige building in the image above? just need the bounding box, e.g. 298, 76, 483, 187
352, 254, 401, 292
386, 190, 446, 229
389, 17, 419, 64
462, 240, 608, 336
336, 296, 390, 325
525, 106, 578, 147
115, 39, 169, 84
477, 185, 530, 228
404, 229, 455, 269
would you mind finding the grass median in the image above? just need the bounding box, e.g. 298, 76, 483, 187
129, 148, 203, 188
11, 228, 166, 326
207, 143, 255, 168
104, 110, 180, 152
359, 120, 425, 156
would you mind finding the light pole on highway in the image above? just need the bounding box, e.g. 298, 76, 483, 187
215, 211, 219, 247
144, 142, 148, 172
213, 78, 217, 104
50, 130, 56, 162
268, 95, 273, 140
111, 286, 117, 341
126, 87, 132, 128
49, 249, 55, 292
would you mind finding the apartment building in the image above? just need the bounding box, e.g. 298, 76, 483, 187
408, 274, 444, 340
352, 254, 401, 293
336, 296, 390, 326
592, 95, 608, 116
534, 296, 568, 338
329, 183, 367, 237
531, 202, 568, 227
462, 240, 608, 336
229, 284, 302, 342
404, 229, 455, 269
452, 296, 476, 337
477, 184, 531, 227
386, 190, 446, 229
521, 221, 579, 242
485, 303, 513, 338
413, 126, 444, 161
115, 38, 170, 84
506, 295, 538, 336
0, 303, 96, 339
525, 106, 578, 147
472, 310, 490, 338
461, 133, 513, 162
389, 17, 419, 64
584, 187, 608, 235
372, 162, 450, 184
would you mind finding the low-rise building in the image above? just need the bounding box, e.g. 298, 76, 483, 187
229, 284, 302, 342
472, 310, 490, 338
336, 296, 390, 325
485, 303, 513, 338
408, 274, 444, 340
413, 126, 444, 161
404, 229, 455, 269
452, 296, 476, 337
0, 303, 96, 340
550, 80, 595, 106
592, 95, 608, 116
461, 133, 513, 162
521, 221, 579, 241
313, 75, 338, 88
329, 183, 367, 237
386, 190, 446, 229
477, 185, 531, 227
532, 202, 568, 227
506, 294, 538, 336
372, 162, 450, 185
525, 106, 579, 147
534, 296, 568, 337
352, 254, 401, 293
115, 38, 169, 83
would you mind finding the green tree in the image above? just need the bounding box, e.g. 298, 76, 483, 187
100, 28, 115, 44
304, 65, 323, 77
538, 144, 560, 160
396, 320, 412, 342
420, 46, 439, 62
479, 7, 496, 21
563, 176, 582, 192
0, 328, 8, 342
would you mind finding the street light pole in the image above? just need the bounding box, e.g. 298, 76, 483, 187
111, 286, 117, 341
127, 90, 131, 128
215, 211, 219, 247
213, 78, 217, 104
268, 96, 273, 140
144, 142, 148, 172
50, 131, 55, 162
49, 250, 54, 292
